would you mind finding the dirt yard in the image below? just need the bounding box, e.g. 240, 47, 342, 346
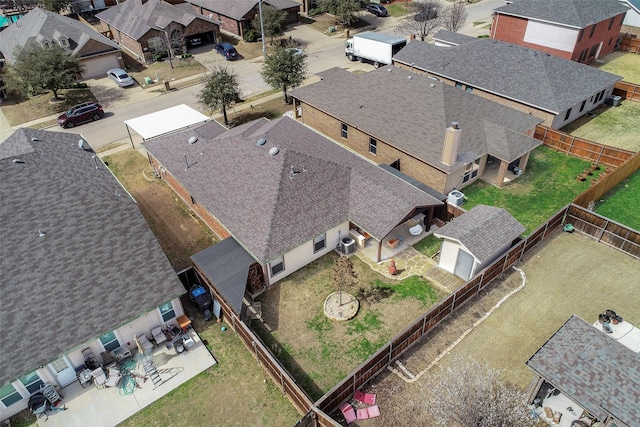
351, 231, 640, 426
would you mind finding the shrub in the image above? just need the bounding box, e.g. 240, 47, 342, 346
243, 29, 259, 42
181, 52, 193, 59
308, 8, 322, 16
477, 35, 489, 39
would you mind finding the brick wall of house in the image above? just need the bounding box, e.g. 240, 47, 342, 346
571, 13, 625, 63
76, 38, 118, 57
193, 5, 244, 37
394, 63, 556, 127
183, 18, 220, 39
491, 14, 527, 43
148, 155, 232, 241
298, 102, 450, 193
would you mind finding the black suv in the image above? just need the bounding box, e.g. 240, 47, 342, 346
57, 102, 104, 128
215, 43, 238, 60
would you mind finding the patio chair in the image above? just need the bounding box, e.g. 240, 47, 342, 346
136, 334, 154, 354
151, 326, 167, 346
354, 390, 376, 406
91, 367, 107, 389
339, 402, 357, 424
357, 408, 370, 420
104, 367, 122, 388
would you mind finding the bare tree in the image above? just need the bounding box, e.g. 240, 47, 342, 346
333, 256, 358, 305
396, 1, 444, 41
443, 0, 468, 33
420, 356, 536, 427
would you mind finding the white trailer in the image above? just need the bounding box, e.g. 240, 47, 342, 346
345, 32, 407, 68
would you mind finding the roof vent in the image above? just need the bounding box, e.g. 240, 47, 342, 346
430, 83, 436, 88
269, 147, 279, 156
257, 137, 267, 146
38, 230, 46, 237
13, 158, 25, 164
78, 138, 87, 149
407, 75, 413, 80
387, 68, 392, 72
188, 136, 198, 144
451, 121, 459, 129
31, 137, 40, 142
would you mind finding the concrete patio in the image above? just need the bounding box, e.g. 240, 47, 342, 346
37, 331, 216, 427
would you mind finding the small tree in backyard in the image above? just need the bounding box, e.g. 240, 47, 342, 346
41, 0, 71, 13
421, 356, 536, 427
260, 46, 308, 103
197, 65, 240, 126
443, 0, 468, 33
333, 256, 358, 305
320, 0, 360, 26
6, 43, 82, 100
252, 4, 287, 45
396, 1, 444, 41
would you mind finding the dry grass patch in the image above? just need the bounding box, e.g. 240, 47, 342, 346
1, 88, 95, 126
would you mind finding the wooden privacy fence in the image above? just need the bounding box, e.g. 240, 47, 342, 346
534, 125, 634, 167
619, 34, 640, 54
573, 151, 640, 208
613, 81, 640, 102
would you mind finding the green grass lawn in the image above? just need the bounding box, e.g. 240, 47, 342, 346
413, 234, 441, 258
595, 169, 640, 231
596, 51, 640, 84
463, 146, 599, 235
561, 102, 640, 152
386, 3, 409, 17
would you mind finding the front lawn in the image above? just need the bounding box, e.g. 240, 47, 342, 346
561, 101, 640, 152
595, 169, 640, 231
253, 252, 443, 400
385, 2, 410, 17
126, 58, 206, 89
463, 146, 600, 235
595, 51, 640, 84
1, 88, 96, 126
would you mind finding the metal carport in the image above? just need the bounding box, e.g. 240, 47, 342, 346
124, 104, 209, 147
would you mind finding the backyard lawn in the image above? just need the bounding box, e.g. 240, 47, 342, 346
253, 252, 444, 400
595, 169, 640, 231
561, 101, 640, 152
463, 146, 600, 234
595, 50, 640, 84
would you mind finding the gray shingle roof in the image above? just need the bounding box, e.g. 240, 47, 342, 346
289, 67, 542, 173
0, 129, 185, 387
493, 0, 630, 29
191, 238, 255, 315
184, 0, 300, 20
144, 117, 442, 264
433, 29, 477, 45
434, 205, 524, 263
393, 39, 622, 114
526, 315, 640, 425
96, 0, 216, 40
0, 7, 119, 63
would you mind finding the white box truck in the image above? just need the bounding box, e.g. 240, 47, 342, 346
345, 32, 407, 68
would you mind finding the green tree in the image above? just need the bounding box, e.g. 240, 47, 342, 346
320, 0, 360, 26
252, 4, 287, 44
6, 43, 83, 100
41, 0, 71, 13
197, 65, 240, 126
260, 46, 308, 103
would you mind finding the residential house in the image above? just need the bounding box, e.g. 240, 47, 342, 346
289, 66, 543, 195
491, 0, 629, 63
0, 7, 122, 79
96, 0, 220, 63
144, 116, 443, 283
526, 315, 640, 427
617, 0, 640, 34
185, 0, 300, 38
433, 205, 524, 280
393, 33, 622, 129
0, 129, 186, 420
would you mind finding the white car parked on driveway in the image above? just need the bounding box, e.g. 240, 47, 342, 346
107, 68, 135, 87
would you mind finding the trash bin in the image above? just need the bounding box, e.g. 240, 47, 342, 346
610, 95, 622, 107
164, 81, 171, 91
144, 76, 153, 85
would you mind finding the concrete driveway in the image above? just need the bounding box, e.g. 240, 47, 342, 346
87, 76, 160, 110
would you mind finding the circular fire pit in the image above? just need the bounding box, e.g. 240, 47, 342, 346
323, 292, 359, 321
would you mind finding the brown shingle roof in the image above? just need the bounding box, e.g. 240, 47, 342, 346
144, 117, 442, 263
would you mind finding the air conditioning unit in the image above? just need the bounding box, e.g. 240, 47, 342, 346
447, 190, 465, 206
339, 236, 356, 255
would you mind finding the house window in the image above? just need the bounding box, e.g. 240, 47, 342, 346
564, 108, 572, 121
455, 82, 463, 89
270, 256, 284, 276
589, 44, 598, 58
341, 123, 348, 139
579, 100, 586, 112
462, 158, 480, 183
608, 37, 613, 46
99, 331, 120, 352
190, 196, 196, 205
577, 29, 584, 42
0, 383, 22, 408
19, 372, 44, 394
148, 37, 163, 52
159, 301, 176, 322
369, 138, 377, 155
49, 358, 68, 374
608, 17, 615, 31
313, 233, 326, 253
465, 85, 474, 93
589, 25, 595, 38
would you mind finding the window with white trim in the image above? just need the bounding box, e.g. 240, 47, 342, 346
0, 383, 22, 408
148, 37, 163, 52
462, 158, 480, 183
369, 138, 377, 155
19, 371, 44, 394
159, 301, 176, 322
270, 255, 284, 276
341, 123, 348, 139
313, 233, 326, 253
99, 331, 120, 352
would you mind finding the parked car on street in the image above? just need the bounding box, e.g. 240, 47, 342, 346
366, 4, 388, 16
215, 42, 238, 60
107, 68, 134, 87
57, 102, 104, 128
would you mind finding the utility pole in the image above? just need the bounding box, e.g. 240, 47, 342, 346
258, 0, 266, 58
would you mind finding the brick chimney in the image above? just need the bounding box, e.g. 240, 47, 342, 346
441, 121, 461, 166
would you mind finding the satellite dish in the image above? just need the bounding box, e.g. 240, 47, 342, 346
188, 136, 198, 144
268, 147, 279, 156
78, 138, 87, 149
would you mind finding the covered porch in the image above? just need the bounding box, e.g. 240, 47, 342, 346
480, 153, 530, 188
358, 214, 435, 263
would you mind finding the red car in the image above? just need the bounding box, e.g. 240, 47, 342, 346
57, 102, 104, 128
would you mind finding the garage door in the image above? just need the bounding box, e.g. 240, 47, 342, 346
453, 249, 474, 280
81, 53, 121, 79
